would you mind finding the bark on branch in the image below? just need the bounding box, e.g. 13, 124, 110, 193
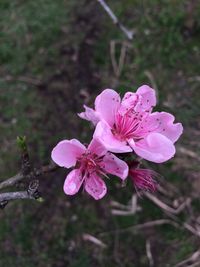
0, 163, 58, 191
0, 191, 35, 202
0, 136, 58, 208
97, 0, 134, 40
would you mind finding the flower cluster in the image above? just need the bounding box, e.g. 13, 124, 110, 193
52, 85, 183, 200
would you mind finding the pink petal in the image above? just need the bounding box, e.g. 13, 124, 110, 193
119, 92, 138, 115
84, 174, 107, 200
129, 168, 158, 192
95, 89, 121, 126
63, 169, 84, 195
88, 138, 107, 157
100, 153, 129, 180
51, 139, 86, 168
94, 121, 132, 153
139, 112, 183, 143
134, 85, 156, 113
78, 105, 100, 125
131, 132, 176, 163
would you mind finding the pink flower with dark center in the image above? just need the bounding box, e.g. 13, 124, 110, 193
129, 168, 158, 192
79, 85, 183, 163
51, 138, 128, 200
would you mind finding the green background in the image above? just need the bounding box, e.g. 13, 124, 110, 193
0, 1, 200, 266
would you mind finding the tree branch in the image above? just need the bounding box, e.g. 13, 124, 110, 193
0, 173, 23, 190
0, 191, 35, 202
144, 192, 200, 238
0, 136, 59, 208
97, 0, 134, 40
0, 162, 58, 191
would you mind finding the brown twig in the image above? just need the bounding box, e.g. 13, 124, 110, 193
0, 163, 58, 205
144, 70, 159, 103
187, 261, 200, 267
0, 172, 24, 190
97, 0, 134, 40
144, 192, 200, 238
0, 191, 35, 202
0, 163, 57, 191
99, 219, 179, 236
83, 233, 107, 248
17, 76, 43, 86
144, 192, 191, 215
175, 250, 200, 267
0, 137, 58, 207
110, 194, 141, 215
2, 75, 43, 87
110, 40, 129, 77
146, 239, 154, 267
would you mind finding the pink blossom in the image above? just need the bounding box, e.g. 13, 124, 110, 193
51, 138, 128, 200
79, 85, 183, 163
78, 105, 100, 125
129, 168, 158, 192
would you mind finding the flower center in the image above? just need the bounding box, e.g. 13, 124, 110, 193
77, 151, 104, 177
112, 111, 143, 141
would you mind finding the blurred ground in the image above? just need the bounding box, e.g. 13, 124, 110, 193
0, 0, 200, 266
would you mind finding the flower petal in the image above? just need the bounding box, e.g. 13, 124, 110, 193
134, 85, 156, 113
94, 121, 132, 153
131, 132, 176, 163
119, 92, 138, 115
51, 139, 86, 168
63, 169, 84, 195
100, 153, 129, 180
95, 89, 121, 126
78, 105, 100, 125
138, 112, 183, 143
88, 138, 107, 157
84, 174, 107, 200
129, 168, 158, 192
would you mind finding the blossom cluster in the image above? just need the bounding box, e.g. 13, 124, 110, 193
51, 85, 183, 200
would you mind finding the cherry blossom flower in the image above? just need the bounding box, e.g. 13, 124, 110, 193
129, 168, 158, 192
78, 105, 100, 126
51, 138, 128, 200
79, 85, 183, 163
127, 160, 158, 192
